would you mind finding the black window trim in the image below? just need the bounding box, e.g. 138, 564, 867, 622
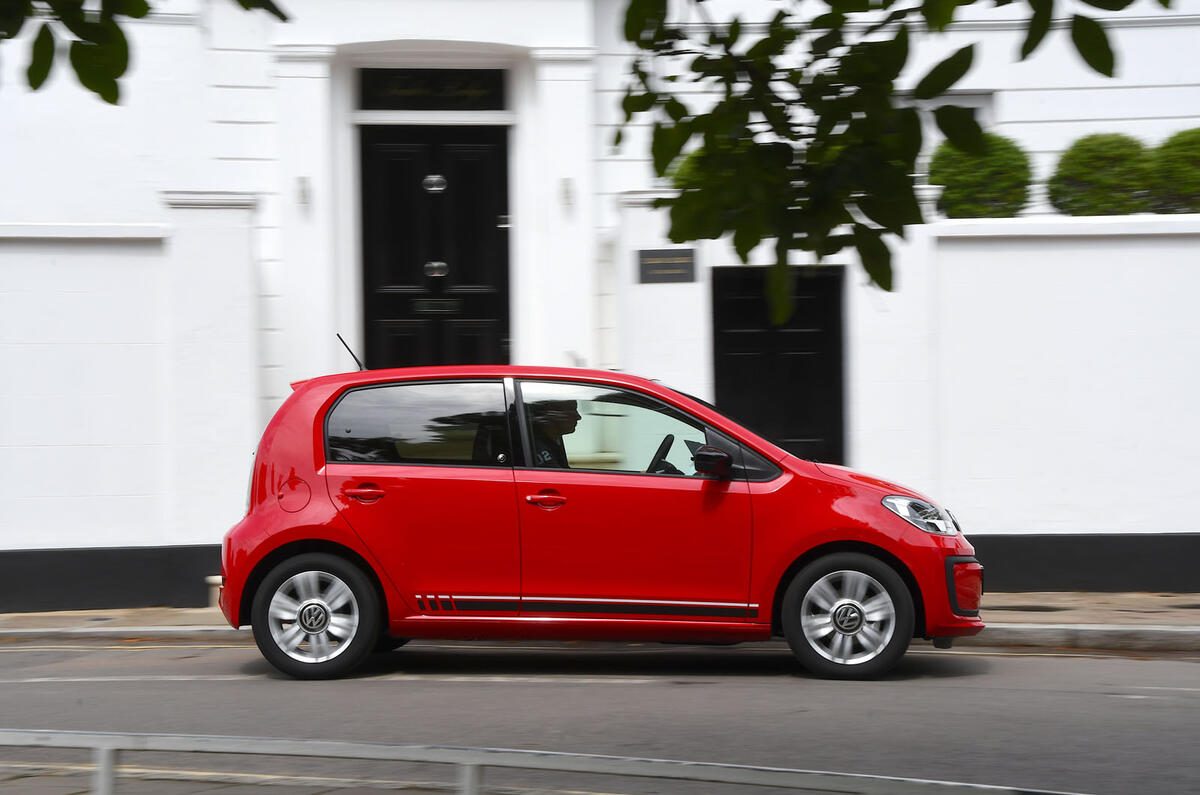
322, 377, 514, 469
513, 378, 780, 482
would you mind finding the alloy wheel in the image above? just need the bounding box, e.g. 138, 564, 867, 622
267, 569, 360, 664
800, 569, 896, 665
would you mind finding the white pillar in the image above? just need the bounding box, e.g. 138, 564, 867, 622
513, 48, 598, 367
275, 47, 341, 380
161, 191, 260, 544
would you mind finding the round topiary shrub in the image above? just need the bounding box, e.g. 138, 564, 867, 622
1149, 127, 1200, 213
1048, 133, 1153, 215
929, 134, 1031, 218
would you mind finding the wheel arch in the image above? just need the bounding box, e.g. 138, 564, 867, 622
239, 539, 390, 634
770, 541, 926, 638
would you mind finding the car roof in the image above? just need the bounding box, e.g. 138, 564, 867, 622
296, 365, 667, 392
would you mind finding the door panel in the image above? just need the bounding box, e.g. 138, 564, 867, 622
516, 469, 754, 617
360, 126, 509, 368
323, 379, 520, 615
514, 380, 755, 620
328, 465, 520, 614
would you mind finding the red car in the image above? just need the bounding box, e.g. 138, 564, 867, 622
220, 366, 983, 679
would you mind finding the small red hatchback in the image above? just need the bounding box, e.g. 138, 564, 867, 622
220, 366, 983, 679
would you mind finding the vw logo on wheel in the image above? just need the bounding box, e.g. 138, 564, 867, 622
298, 602, 330, 633
832, 603, 865, 634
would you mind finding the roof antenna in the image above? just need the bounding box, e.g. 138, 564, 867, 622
337, 333, 366, 372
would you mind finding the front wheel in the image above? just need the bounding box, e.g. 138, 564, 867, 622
781, 553, 914, 679
251, 553, 380, 679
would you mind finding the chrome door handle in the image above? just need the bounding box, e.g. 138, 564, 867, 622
525, 493, 567, 507
345, 487, 386, 501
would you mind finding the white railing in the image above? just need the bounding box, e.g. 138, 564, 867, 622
0, 729, 1086, 795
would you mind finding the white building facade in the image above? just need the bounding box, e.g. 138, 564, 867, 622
2, 0, 1198, 609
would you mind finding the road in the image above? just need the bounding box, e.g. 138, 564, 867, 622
0, 638, 1197, 794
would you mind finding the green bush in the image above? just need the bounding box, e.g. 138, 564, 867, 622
1048, 133, 1153, 215
929, 134, 1031, 218
1149, 127, 1200, 213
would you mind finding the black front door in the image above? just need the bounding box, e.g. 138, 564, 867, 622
360, 125, 509, 368
712, 266, 845, 463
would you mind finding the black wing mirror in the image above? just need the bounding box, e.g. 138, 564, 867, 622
693, 445, 732, 478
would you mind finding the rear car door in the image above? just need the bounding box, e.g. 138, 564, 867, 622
514, 380, 755, 621
324, 379, 520, 615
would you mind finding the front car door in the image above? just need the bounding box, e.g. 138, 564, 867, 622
514, 380, 755, 621
324, 379, 520, 615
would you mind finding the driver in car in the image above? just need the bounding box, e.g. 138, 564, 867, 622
528, 399, 580, 468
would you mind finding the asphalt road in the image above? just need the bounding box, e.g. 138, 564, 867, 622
0, 638, 1197, 794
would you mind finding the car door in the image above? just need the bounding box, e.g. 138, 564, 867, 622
514, 380, 755, 621
324, 379, 521, 615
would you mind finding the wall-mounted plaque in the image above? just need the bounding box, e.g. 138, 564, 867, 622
359, 69, 506, 111
638, 249, 696, 284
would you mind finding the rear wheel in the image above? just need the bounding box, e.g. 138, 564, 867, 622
251, 553, 380, 679
781, 552, 914, 679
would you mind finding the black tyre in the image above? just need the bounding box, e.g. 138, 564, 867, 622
251, 552, 380, 679
374, 635, 410, 653
781, 552, 914, 679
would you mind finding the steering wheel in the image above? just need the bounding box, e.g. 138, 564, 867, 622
646, 434, 675, 473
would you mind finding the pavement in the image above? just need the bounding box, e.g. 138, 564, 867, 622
1, 592, 1199, 651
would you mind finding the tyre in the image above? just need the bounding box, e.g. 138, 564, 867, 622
374, 635, 410, 653
251, 552, 380, 679
781, 552, 914, 679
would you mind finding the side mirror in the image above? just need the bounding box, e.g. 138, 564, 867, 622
693, 445, 732, 479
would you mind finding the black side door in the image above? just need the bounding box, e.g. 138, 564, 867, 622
712, 265, 845, 463
360, 125, 509, 368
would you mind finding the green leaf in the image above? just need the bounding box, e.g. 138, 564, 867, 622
853, 225, 893, 291
897, 106, 924, 163
913, 44, 974, 100
69, 40, 120, 103
920, 0, 958, 32
1079, 0, 1134, 10
232, 0, 289, 22
27, 22, 54, 89
0, 1, 29, 39
1070, 14, 1114, 76
733, 224, 764, 263
612, 128, 624, 148
119, 0, 151, 18
1021, 0, 1052, 60
623, 0, 666, 44
766, 253, 795, 326
727, 17, 741, 46
811, 11, 845, 29
621, 91, 656, 121
875, 24, 910, 81
935, 104, 985, 154
665, 97, 688, 122
651, 122, 689, 176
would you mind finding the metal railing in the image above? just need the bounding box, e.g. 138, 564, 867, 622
0, 729, 1085, 795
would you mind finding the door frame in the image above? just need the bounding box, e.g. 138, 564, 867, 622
331, 47, 525, 374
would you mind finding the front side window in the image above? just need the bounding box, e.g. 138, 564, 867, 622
326, 381, 510, 466
519, 381, 707, 476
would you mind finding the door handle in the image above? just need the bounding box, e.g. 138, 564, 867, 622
344, 486, 386, 501
525, 493, 567, 508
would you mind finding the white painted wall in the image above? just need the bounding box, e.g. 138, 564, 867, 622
3, 0, 1200, 555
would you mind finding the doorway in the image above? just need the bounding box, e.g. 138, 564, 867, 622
711, 266, 845, 463
359, 125, 510, 368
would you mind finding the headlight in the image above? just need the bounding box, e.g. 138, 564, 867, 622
882, 495, 958, 536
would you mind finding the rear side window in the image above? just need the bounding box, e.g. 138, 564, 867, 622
326, 381, 510, 466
